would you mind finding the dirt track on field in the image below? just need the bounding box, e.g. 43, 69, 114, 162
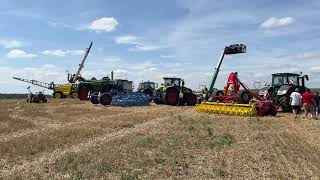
1, 99, 320, 179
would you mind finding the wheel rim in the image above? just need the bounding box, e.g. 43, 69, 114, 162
71, 92, 78, 99
100, 94, 112, 105
54, 93, 61, 99
79, 89, 89, 100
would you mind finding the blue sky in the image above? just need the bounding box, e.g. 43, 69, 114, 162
1, 0, 320, 93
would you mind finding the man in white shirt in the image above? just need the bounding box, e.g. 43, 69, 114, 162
290, 88, 302, 119
179, 91, 184, 106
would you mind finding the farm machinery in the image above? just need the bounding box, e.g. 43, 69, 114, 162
154, 77, 197, 106
12, 42, 92, 99
26, 86, 48, 103
196, 44, 277, 116
86, 77, 151, 107
137, 81, 157, 97
259, 73, 309, 112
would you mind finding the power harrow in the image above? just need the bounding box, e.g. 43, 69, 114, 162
197, 101, 277, 117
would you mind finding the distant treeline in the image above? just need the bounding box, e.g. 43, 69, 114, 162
0, 94, 52, 99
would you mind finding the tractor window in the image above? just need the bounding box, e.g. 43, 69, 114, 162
288, 75, 299, 85
148, 83, 155, 89
164, 79, 180, 86
273, 76, 286, 86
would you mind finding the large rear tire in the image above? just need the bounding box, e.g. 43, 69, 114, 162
165, 87, 179, 105
237, 90, 251, 104
100, 93, 112, 106
211, 90, 224, 102
78, 88, 89, 100
279, 96, 291, 112
186, 94, 197, 106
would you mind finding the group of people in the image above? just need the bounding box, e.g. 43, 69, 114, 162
290, 88, 320, 119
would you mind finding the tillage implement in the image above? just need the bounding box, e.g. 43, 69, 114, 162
196, 44, 277, 116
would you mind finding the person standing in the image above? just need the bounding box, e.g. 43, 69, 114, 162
290, 88, 302, 119
302, 89, 316, 119
179, 90, 184, 106
313, 92, 320, 118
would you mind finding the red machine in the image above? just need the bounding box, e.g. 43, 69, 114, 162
211, 72, 278, 116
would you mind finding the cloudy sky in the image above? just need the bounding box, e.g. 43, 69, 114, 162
1, 0, 319, 93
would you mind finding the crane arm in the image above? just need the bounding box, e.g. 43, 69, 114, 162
205, 44, 247, 98
12, 77, 55, 90
71, 41, 93, 83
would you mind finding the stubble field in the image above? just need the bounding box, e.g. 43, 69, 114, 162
1, 99, 320, 179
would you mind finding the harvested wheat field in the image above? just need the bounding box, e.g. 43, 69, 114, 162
1, 99, 320, 179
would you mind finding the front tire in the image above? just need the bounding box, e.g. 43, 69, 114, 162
279, 96, 291, 112
53, 92, 63, 99
90, 92, 100, 104
70, 91, 79, 99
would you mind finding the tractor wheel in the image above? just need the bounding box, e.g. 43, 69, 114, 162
154, 98, 162, 104
237, 90, 251, 104
99, 93, 112, 106
78, 88, 90, 100
279, 96, 291, 112
53, 92, 63, 99
90, 93, 100, 104
165, 87, 179, 105
211, 90, 224, 101
70, 91, 79, 99
186, 94, 197, 106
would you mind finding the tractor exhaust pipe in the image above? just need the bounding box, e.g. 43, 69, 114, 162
111, 71, 114, 81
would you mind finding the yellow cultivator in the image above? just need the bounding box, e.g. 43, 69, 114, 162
196, 102, 257, 117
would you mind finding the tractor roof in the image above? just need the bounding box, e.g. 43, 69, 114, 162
273, 73, 300, 76
164, 77, 182, 80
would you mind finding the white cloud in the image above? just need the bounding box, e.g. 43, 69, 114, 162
104, 56, 121, 64
0, 40, 23, 49
129, 45, 162, 52
6, 49, 37, 59
115, 35, 139, 45
88, 17, 119, 32
115, 35, 163, 52
42, 49, 84, 57
160, 55, 175, 58
261, 17, 295, 28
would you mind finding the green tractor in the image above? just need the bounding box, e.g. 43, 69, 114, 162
137, 81, 157, 97
154, 77, 197, 106
77, 76, 133, 105
258, 73, 309, 112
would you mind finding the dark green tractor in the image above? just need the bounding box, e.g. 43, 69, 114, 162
259, 73, 309, 112
154, 77, 197, 106
137, 81, 157, 97
77, 77, 133, 105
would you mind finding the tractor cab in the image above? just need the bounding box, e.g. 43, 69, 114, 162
163, 77, 184, 87
139, 81, 156, 90
138, 81, 157, 97
115, 79, 133, 92
271, 73, 308, 95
